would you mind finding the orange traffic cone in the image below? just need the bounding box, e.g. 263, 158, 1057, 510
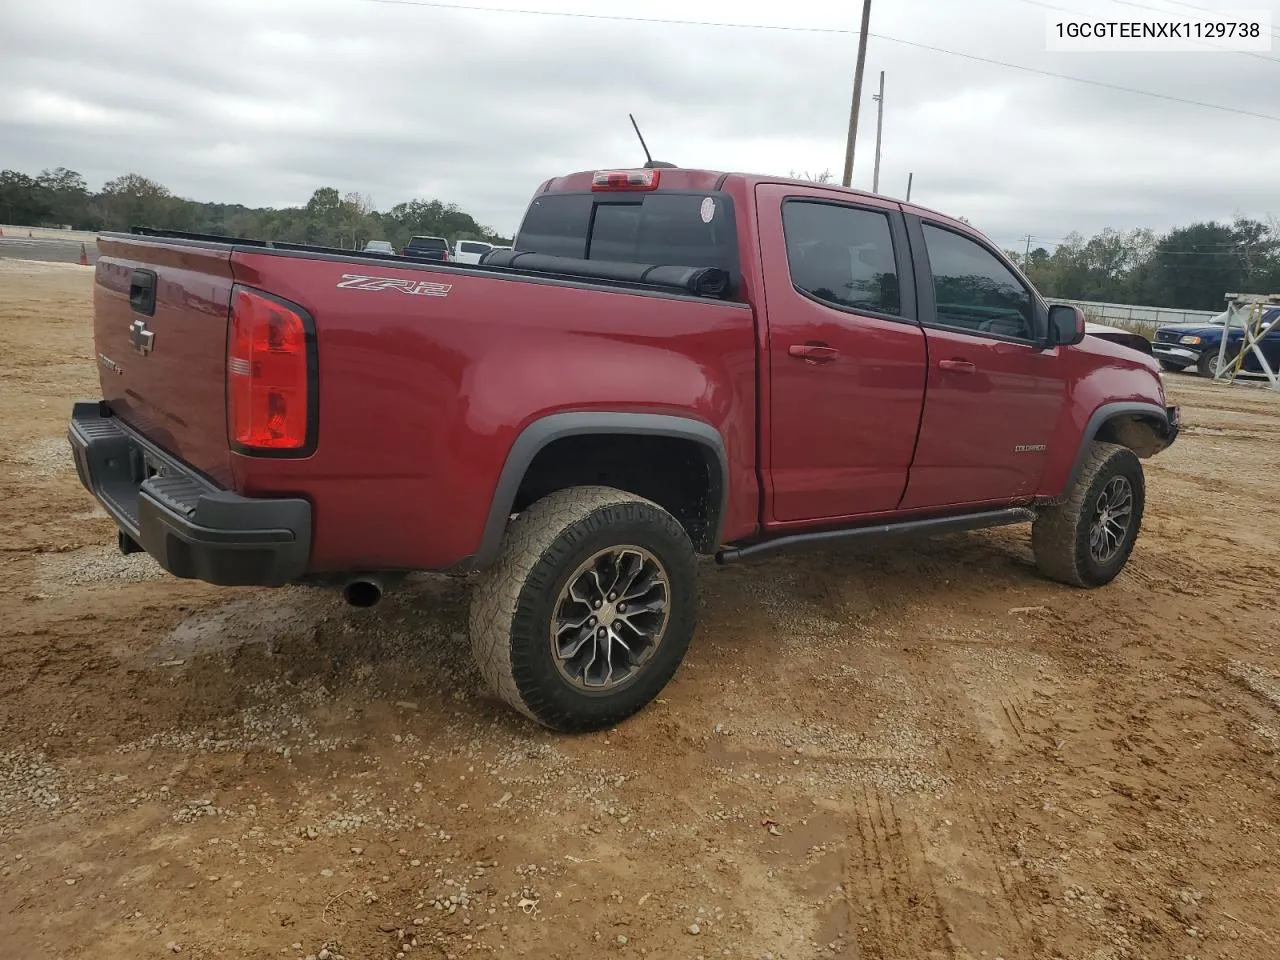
79, 243, 88, 266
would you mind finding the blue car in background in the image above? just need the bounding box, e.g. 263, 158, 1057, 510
1153, 305, 1280, 378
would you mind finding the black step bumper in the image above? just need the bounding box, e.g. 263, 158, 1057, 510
66, 401, 311, 587
1164, 404, 1181, 445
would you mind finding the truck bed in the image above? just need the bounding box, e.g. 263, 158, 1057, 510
82, 229, 760, 578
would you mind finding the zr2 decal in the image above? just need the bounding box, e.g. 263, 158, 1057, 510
336, 274, 453, 297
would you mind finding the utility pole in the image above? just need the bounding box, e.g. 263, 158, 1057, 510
1024, 234, 1033, 262
872, 71, 885, 193
842, 0, 873, 188
905, 172, 913, 202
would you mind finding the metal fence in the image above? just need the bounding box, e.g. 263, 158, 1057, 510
1051, 298, 1219, 340
1055, 298, 1217, 325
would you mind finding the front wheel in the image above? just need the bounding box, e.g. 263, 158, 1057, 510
1197, 346, 1237, 379
1032, 442, 1145, 588
469, 486, 697, 732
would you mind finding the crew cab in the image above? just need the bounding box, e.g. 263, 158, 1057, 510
1153, 305, 1280, 377
402, 235, 450, 261
68, 166, 1179, 732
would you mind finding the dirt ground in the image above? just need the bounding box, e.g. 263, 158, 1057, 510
2, 259, 1279, 960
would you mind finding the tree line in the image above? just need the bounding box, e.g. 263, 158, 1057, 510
1005, 218, 1280, 313
0, 167, 511, 252
4, 166, 1277, 310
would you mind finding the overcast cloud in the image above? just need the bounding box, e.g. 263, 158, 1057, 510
1, 0, 1278, 247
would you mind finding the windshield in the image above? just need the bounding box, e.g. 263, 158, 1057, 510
1207, 307, 1272, 329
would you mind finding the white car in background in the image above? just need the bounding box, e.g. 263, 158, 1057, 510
453, 240, 494, 264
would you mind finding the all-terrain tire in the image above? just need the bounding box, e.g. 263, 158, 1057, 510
469, 486, 698, 732
1032, 441, 1145, 588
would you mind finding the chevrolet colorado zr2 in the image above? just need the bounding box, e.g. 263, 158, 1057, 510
68, 166, 1179, 731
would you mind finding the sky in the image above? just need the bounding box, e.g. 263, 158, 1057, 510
1, 0, 1278, 249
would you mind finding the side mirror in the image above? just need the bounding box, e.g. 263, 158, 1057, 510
1047, 304, 1086, 347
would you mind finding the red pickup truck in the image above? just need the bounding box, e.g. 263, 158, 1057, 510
69, 166, 1179, 731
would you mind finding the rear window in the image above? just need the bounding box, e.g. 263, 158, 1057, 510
459, 241, 491, 254
409, 237, 447, 250
515, 192, 738, 276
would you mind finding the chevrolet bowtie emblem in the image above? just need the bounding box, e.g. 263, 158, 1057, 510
129, 318, 155, 356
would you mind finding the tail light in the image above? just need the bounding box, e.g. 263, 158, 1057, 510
227, 286, 315, 454
592, 169, 661, 191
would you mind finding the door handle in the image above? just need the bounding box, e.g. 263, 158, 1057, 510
789, 343, 839, 363
129, 268, 157, 316
938, 359, 976, 373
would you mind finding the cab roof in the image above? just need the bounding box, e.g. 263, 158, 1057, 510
538, 167, 979, 239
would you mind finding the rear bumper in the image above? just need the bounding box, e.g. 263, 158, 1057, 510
66, 401, 311, 587
1163, 404, 1181, 446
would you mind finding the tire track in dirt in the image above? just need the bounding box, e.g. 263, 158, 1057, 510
845, 783, 954, 960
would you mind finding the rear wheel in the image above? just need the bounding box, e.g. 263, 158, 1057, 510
469, 486, 697, 731
1032, 442, 1145, 588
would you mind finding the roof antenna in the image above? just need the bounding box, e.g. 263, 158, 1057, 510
629, 114, 676, 169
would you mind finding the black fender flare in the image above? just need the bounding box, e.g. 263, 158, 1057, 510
1055, 401, 1175, 500
472, 411, 730, 568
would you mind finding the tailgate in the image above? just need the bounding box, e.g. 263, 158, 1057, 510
94, 236, 234, 484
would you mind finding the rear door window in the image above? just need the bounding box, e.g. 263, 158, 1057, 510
781, 200, 901, 316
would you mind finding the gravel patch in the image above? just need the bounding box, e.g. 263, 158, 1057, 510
35, 544, 165, 589
145, 590, 326, 664
116, 678, 358, 759
3, 436, 74, 480
1226, 660, 1280, 713
0, 751, 70, 816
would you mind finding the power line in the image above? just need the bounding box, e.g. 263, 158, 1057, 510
354, 0, 1280, 124
1155, 249, 1258, 256
359, 0, 862, 34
